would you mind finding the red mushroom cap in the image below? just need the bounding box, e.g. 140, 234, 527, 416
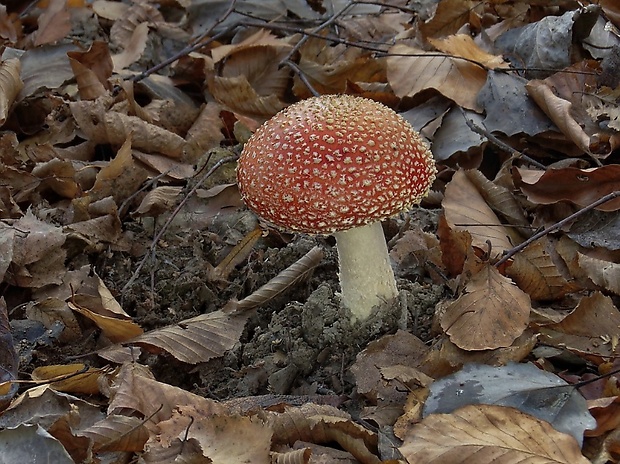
237, 94, 436, 234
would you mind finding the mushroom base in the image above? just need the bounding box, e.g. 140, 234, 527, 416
334, 222, 399, 321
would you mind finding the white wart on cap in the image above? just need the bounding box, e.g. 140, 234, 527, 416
237, 94, 436, 234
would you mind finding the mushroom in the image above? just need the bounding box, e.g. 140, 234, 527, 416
236, 95, 436, 321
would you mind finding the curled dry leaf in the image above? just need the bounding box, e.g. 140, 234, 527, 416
526, 79, 593, 154
134, 186, 182, 218
294, 36, 385, 98
112, 21, 149, 71
6, 211, 66, 287
70, 99, 186, 158
31, 364, 114, 395
419, 0, 482, 39
428, 34, 508, 70
68, 41, 113, 100
463, 169, 529, 228
440, 264, 531, 351
263, 403, 380, 464
107, 363, 227, 427
109, 1, 163, 47
0, 58, 22, 126
31, 158, 79, 199
514, 165, 620, 211
442, 170, 517, 257
69, 300, 143, 343
232, 246, 325, 313
400, 404, 590, 463
210, 75, 288, 121
351, 330, 430, 404
578, 251, 620, 295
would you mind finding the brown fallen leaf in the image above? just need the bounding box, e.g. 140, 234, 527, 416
577, 251, 620, 295
429, 34, 508, 70
538, 292, 620, 360
387, 44, 486, 111
506, 237, 581, 300
154, 406, 273, 463
263, 403, 380, 464
293, 35, 384, 98
31, 364, 114, 395
129, 310, 249, 364
419, 0, 482, 39
526, 79, 594, 155
442, 170, 517, 257
440, 264, 531, 351
34, 0, 71, 47
80, 415, 149, 452
69, 301, 143, 343
112, 21, 149, 71
514, 165, 620, 212
68, 41, 112, 100
399, 404, 590, 463
7, 211, 67, 287
0, 58, 22, 126
0, 297, 18, 411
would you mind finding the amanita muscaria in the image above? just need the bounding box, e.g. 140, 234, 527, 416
236, 94, 436, 321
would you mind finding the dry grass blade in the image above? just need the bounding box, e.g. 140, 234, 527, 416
233, 246, 324, 313
213, 227, 262, 281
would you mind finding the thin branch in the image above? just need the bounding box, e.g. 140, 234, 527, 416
130, 0, 239, 83
122, 154, 239, 293
281, 0, 359, 64
496, 191, 620, 267
458, 107, 547, 170
281, 59, 320, 96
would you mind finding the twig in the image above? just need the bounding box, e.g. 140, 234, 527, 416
130, 0, 238, 83
458, 107, 547, 170
496, 191, 620, 267
281, 0, 359, 64
122, 154, 239, 293
281, 59, 320, 97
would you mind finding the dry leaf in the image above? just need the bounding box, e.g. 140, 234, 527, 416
80, 415, 149, 452
31, 364, 112, 395
0, 58, 23, 126
514, 165, 620, 211
128, 310, 249, 364
68, 41, 113, 100
112, 22, 149, 71
387, 44, 486, 111
442, 170, 517, 257
400, 404, 589, 463
506, 237, 580, 300
440, 264, 531, 350
34, 0, 71, 46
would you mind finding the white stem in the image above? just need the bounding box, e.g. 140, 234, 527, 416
333, 222, 398, 321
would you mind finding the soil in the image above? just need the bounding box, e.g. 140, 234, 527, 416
24, 205, 444, 417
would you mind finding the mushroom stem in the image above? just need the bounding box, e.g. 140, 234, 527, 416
333, 222, 398, 321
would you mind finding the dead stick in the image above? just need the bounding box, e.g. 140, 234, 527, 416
122, 155, 238, 293
496, 191, 620, 267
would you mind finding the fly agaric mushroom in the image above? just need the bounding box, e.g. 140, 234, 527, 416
236, 95, 436, 321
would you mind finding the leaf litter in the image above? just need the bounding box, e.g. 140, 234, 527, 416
0, 0, 620, 463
